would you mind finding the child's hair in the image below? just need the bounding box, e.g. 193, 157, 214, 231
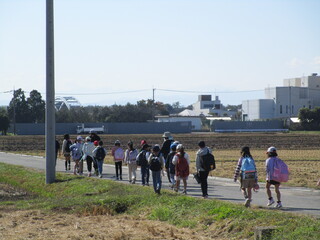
64, 134, 70, 140
267, 151, 278, 157
241, 146, 252, 158
99, 140, 103, 146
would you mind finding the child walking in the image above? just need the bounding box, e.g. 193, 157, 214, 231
70, 136, 84, 175
61, 134, 72, 171
82, 136, 95, 177
148, 145, 165, 194
124, 141, 138, 184
234, 146, 257, 207
172, 144, 190, 194
93, 141, 107, 178
111, 140, 125, 180
265, 146, 284, 208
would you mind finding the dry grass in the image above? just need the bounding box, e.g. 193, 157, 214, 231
0, 209, 218, 240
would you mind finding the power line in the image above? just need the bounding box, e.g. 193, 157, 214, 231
156, 88, 264, 94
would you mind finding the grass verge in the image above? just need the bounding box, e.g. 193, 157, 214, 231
0, 163, 319, 240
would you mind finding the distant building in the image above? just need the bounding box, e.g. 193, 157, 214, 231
189, 95, 237, 117
242, 73, 320, 120
55, 96, 81, 111
156, 95, 236, 131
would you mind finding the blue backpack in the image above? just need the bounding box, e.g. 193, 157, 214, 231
241, 157, 256, 179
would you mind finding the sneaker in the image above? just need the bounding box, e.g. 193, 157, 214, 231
120, 176, 122, 180
88, 173, 91, 177
203, 195, 208, 199
182, 190, 187, 195
99, 174, 102, 178
68, 165, 71, 170
275, 202, 282, 208
267, 198, 275, 206
244, 198, 251, 208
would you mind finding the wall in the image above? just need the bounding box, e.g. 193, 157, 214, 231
8, 122, 192, 135
211, 120, 286, 132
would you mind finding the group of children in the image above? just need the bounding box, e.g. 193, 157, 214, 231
233, 146, 289, 208
59, 132, 290, 208
61, 133, 106, 178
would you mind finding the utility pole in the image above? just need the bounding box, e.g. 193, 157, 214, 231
13, 89, 16, 135
46, 0, 56, 184
152, 88, 155, 122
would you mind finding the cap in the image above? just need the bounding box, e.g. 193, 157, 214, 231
140, 140, 147, 146
152, 144, 160, 152
93, 140, 99, 146
267, 146, 277, 153
170, 143, 177, 150
162, 131, 172, 138
77, 136, 83, 141
85, 136, 91, 141
115, 140, 121, 145
176, 144, 184, 151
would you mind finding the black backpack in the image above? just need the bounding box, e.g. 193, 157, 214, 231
149, 155, 162, 171
137, 151, 148, 167
95, 147, 106, 161
201, 152, 216, 171
64, 140, 72, 153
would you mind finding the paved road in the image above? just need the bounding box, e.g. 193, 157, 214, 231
1, 152, 319, 218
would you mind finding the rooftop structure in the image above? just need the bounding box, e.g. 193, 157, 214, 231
55, 96, 81, 111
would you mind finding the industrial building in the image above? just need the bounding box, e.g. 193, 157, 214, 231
242, 73, 320, 120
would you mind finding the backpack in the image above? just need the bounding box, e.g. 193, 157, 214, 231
96, 147, 106, 161
114, 147, 124, 160
272, 158, 289, 182
71, 145, 82, 160
175, 154, 189, 178
241, 157, 256, 180
65, 140, 72, 153
149, 154, 162, 171
200, 151, 216, 171
136, 151, 148, 167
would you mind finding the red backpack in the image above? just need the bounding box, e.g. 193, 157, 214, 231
175, 153, 189, 178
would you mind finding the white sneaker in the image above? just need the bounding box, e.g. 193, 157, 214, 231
244, 198, 251, 207
275, 202, 282, 208
267, 198, 275, 206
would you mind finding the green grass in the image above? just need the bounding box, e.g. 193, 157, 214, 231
0, 163, 319, 240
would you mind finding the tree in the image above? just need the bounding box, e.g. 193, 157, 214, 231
0, 108, 10, 135
298, 107, 320, 130
7, 89, 32, 123
27, 90, 45, 123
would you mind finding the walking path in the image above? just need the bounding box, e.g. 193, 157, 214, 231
1, 152, 319, 218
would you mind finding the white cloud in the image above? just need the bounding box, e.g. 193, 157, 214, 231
312, 56, 320, 66
287, 58, 304, 67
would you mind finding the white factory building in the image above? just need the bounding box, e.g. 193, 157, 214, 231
242, 73, 320, 120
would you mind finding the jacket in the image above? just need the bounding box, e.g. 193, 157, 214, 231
195, 146, 212, 172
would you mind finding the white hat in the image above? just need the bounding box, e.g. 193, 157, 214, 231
162, 131, 172, 138
176, 144, 184, 151
267, 146, 277, 153
85, 136, 91, 141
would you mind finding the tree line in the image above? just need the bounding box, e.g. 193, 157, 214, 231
1, 88, 319, 135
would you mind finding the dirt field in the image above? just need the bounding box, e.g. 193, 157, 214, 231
1, 132, 320, 151
0, 183, 224, 240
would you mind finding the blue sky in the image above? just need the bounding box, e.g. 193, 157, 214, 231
1, 0, 319, 107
